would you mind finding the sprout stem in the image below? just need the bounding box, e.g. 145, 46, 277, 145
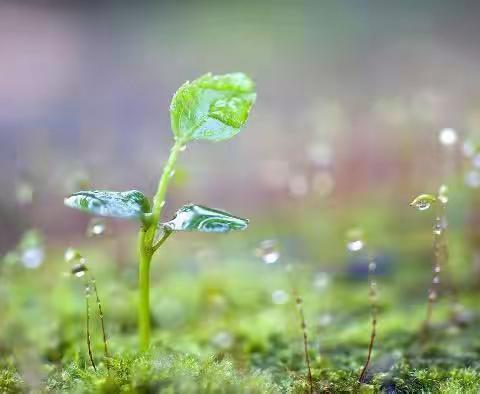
138, 139, 184, 351
85, 288, 97, 371
359, 260, 378, 383
286, 269, 313, 394
91, 278, 109, 370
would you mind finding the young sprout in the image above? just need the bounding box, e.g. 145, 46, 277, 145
410, 185, 457, 338
65, 248, 109, 370
64, 73, 256, 351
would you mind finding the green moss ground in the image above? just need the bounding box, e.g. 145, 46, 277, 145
2, 197, 480, 393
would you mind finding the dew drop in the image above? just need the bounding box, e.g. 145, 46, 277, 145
410, 194, 436, 211
71, 262, 88, 278
438, 128, 458, 146
465, 170, 480, 188
15, 181, 33, 205
432, 223, 443, 235
463, 140, 476, 158
313, 272, 330, 290
433, 276, 440, 284
368, 262, 377, 272
318, 313, 333, 327
86, 218, 106, 238
434, 266, 441, 273
255, 240, 280, 264
169, 170, 176, 178
210, 331, 233, 350
271, 289, 289, 305
21, 247, 44, 269
428, 290, 437, 301
437, 184, 448, 204
347, 240, 364, 252
472, 154, 480, 169
64, 247, 82, 264
179, 144, 187, 152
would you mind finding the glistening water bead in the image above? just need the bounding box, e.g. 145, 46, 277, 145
86, 218, 106, 237
256, 240, 280, 264
438, 128, 458, 146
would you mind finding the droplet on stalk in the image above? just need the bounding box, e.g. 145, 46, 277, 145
410, 194, 436, 211
255, 240, 280, 264
346, 228, 364, 252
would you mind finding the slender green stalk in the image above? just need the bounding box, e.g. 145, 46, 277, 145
138, 139, 185, 351
91, 278, 109, 370
85, 288, 96, 371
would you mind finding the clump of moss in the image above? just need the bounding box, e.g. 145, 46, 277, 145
46, 349, 278, 393
0, 358, 25, 393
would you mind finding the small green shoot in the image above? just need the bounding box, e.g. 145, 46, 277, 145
65, 248, 110, 371
64, 72, 256, 351
410, 185, 458, 340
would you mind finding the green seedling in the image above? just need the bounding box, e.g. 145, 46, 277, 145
64, 73, 256, 351
65, 248, 109, 370
410, 185, 457, 338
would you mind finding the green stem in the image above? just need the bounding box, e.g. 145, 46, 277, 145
138, 228, 152, 351
138, 139, 185, 351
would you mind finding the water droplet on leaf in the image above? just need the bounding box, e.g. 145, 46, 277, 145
410, 194, 436, 211
86, 218, 106, 237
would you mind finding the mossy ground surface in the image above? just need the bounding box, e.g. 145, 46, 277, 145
2, 200, 480, 393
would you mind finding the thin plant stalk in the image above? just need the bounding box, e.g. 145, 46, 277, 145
287, 268, 313, 394
359, 260, 378, 383
421, 197, 449, 339
91, 278, 109, 370
138, 139, 185, 351
85, 285, 97, 371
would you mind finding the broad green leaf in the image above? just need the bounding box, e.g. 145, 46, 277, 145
170, 72, 256, 142
64, 190, 150, 220
162, 203, 248, 233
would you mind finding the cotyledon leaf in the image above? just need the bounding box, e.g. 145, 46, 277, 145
170, 72, 256, 142
162, 204, 249, 233
64, 190, 151, 220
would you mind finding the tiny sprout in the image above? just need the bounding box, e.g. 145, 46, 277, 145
412, 187, 458, 339
65, 249, 109, 370
64, 72, 256, 351
409, 194, 437, 211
